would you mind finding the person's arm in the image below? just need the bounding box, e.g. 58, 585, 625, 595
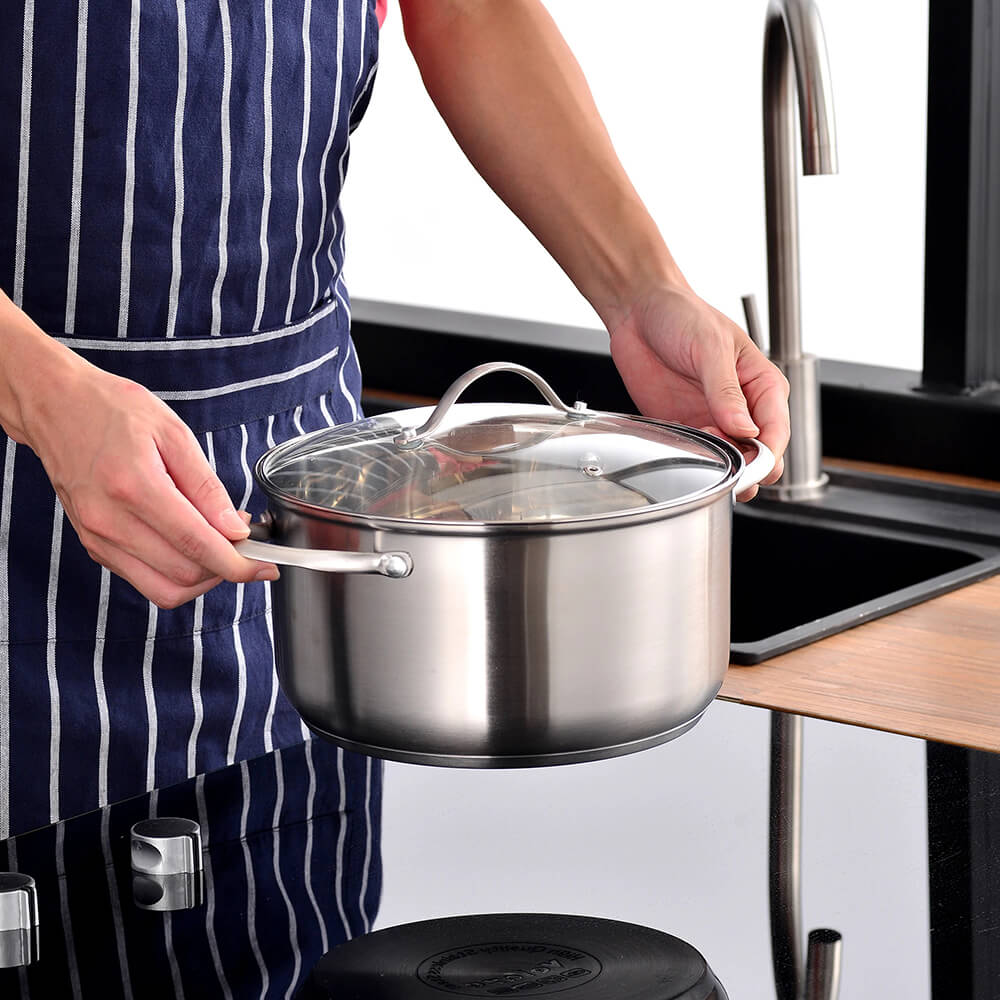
398, 0, 789, 495
0, 291, 275, 608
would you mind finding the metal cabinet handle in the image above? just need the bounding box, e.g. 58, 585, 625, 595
393, 362, 589, 448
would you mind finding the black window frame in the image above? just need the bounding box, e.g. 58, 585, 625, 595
923, 0, 1000, 392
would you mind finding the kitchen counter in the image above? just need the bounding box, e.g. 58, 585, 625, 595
720, 459, 1000, 753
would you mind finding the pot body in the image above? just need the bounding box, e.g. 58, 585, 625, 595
269, 496, 733, 767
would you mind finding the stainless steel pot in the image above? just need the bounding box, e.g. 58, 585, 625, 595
237, 363, 774, 767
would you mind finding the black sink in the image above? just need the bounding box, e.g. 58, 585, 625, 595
729, 469, 1000, 664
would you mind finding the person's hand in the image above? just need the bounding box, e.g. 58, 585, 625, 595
606, 280, 790, 501
20, 352, 277, 609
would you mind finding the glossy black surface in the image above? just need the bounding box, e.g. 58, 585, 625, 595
301, 913, 728, 999
729, 469, 1000, 663
0, 740, 380, 999
0, 715, 996, 998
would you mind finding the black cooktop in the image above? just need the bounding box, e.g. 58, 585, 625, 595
0, 742, 726, 999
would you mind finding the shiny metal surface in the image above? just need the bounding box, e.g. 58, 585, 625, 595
769, 714, 844, 1000
130, 818, 202, 876
269, 498, 733, 767
804, 929, 843, 1000
235, 538, 414, 578
131, 872, 205, 913
742, 293, 767, 352
252, 363, 774, 767
770, 712, 803, 1000
256, 364, 758, 528
765, 356, 828, 500
393, 361, 588, 447
760, 0, 838, 500
259, 407, 742, 529
0, 873, 38, 969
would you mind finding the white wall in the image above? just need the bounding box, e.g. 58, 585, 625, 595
342, 0, 929, 370
349, 4, 932, 996
376, 703, 931, 999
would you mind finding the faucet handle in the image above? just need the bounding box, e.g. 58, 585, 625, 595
741, 293, 767, 352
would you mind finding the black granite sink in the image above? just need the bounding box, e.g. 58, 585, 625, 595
729, 468, 1000, 663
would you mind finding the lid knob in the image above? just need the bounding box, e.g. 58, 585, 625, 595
130, 818, 205, 912
0, 873, 39, 968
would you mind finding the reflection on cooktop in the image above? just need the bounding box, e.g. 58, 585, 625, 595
0, 740, 381, 998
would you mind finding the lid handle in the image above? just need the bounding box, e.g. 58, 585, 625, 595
393, 362, 588, 449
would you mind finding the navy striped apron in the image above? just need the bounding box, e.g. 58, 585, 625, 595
3, 739, 381, 998
0, 0, 381, 923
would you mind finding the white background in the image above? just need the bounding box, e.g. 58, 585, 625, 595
345, 2, 932, 997
343, 0, 930, 371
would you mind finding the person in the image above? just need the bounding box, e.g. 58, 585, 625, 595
0, 0, 788, 971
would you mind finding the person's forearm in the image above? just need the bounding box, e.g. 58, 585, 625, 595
0, 291, 84, 449
399, 0, 686, 333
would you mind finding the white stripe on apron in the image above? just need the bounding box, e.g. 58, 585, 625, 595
56, 821, 84, 999
13, 0, 35, 308
196, 773, 235, 999
166, 0, 189, 339
338, 338, 360, 420
101, 806, 134, 998
93, 568, 112, 807
56, 298, 338, 352
239, 759, 271, 992
360, 755, 374, 932
5, 840, 30, 994
211, 0, 234, 339
311, 0, 345, 305
142, 603, 159, 790
45, 499, 64, 824
333, 747, 351, 938
302, 738, 329, 953
148, 788, 186, 995
153, 344, 339, 400
272, 749, 303, 1000
226, 425, 253, 765
64, 0, 89, 335
286, 0, 315, 324
262, 414, 281, 754
326, 0, 367, 277
116, 0, 141, 339
1, 442, 18, 840
254, 0, 276, 331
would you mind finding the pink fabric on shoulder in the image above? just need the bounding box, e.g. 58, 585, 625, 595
376, 0, 387, 27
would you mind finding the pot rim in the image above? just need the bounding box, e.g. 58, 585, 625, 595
254, 409, 747, 535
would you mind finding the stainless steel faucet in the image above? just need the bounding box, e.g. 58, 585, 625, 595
747, 0, 839, 500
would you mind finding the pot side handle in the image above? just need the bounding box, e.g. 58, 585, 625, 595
234, 538, 413, 579
735, 438, 777, 494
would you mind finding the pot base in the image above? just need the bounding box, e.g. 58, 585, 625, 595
303, 709, 709, 768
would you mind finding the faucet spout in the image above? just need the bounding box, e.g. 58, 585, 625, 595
764, 0, 838, 361
760, 0, 838, 500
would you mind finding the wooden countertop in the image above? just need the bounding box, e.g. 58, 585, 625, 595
719, 459, 1000, 752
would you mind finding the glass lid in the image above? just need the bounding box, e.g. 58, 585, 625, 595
258, 365, 738, 525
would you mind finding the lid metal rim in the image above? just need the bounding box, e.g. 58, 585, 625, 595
258, 470, 739, 535
254, 410, 745, 533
